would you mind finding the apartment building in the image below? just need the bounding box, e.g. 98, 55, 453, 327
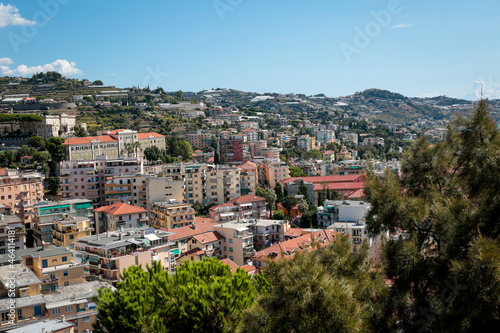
52, 216, 92, 249
0, 280, 109, 332
146, 177, 185, 211
160, 222, 215, 262
246, 140, 267, 157
209, 195, 267, 223
0, 213, 26, 254
323, 150, 335, 163
94, 202, 148, 232
150, 201, 195, 229
315, 129, 335, 144
32, 199, 93, 247
11, 244, 88, 294
237, 161, 258, 195
241, 128, 259, 141
260, 148, 280, 160
60, 156, 143, 207
75, 227, 176, 282
212, 221, 255, 266
220, 134, 247, 164
262, 161, 290, 189
0, 169, 44, 225
177, 231, 224, 265
247, 219, 288, 251
63, 129, 165, 161
296, 135, 316, 151
187, 131, 212, 150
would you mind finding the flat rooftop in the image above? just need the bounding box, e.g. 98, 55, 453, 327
0, 263, 41, 287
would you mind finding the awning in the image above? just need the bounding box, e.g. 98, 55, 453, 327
145, 234, 160, 241
240, 203, 253, 207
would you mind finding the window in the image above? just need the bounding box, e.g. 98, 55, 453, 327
229, 247, 233, 252
42, 259, 48, 268
52, 308, 61, 315
65, 305, 73, 312
64, 281, 69, 286
63, 271, 68, 276
62, 256, 67, 262
17, 309, 22, 319
229, 239, 233, 243
82, 316, 90, 323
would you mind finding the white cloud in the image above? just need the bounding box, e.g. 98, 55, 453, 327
0, 57, 13, 65
463, 78, 500, 100
0, 59, 83, 76
392, 24, 410, 29
0, 3, 35, 28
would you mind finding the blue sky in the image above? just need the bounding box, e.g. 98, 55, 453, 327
1, 0, 499, 99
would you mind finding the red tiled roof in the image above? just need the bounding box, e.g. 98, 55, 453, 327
253, 230, 339, 261
285, 228, 306, 238
282, 174, 364, 184
184, 247, 206, 256
138, 132, 165, 139
238, 160, 258, 170
194, 216, 215, 223
209, 202, 235, 211
206, 157, 215, 163
192, 231, 224, 244
64, 135, 117, 145
93, 202, 146, 215
240, 264, 257, 273
230, 195, 266, 204
161, 222, 214, 241
108, 129, 126, 134
312, 182, 364, 191
220, 258, 239, 273
346, 188, 364, 198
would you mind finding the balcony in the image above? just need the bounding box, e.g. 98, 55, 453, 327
233, 230, 253, 238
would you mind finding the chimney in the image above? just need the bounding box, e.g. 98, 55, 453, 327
140, 229, 145, 238
42, 241, 51, 250
61, 315, 66, 322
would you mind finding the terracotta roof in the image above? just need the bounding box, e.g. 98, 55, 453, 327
64, 135, 117, 145
346, 189, 365, 199
184, 247, 206, 256
220, 258, 239, 273
107, 129, 126, 134
312, 182, 365, 191
194, 216, 215, 223
240, 264, 257, 273
282, 174, 364, 184
206, 157, 214, 163
161, 222, 214, 241
285, 228, 306, 238
93, 202, 146, 215
192, 231, 224, 244
138, 132, 165, 139
230, 195, 266, 204
237, 161, 258, 170
252, 229, 338, 261
209, 202, 235, 211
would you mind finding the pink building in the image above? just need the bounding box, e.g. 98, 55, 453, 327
209, 195, 267, 222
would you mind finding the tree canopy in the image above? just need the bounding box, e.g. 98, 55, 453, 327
364, 99, 500, 332
94, 258, 260, 333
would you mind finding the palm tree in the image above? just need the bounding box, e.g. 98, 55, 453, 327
133, 141, 141, 157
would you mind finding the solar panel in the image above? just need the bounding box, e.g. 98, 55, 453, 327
144, 227, 156, 235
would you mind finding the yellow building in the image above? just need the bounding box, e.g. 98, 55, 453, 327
52, 216, 92, 249
263, 161, 290, 189
150, 201, 195, 229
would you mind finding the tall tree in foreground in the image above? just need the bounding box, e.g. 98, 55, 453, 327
239, 235, 388, 333
365, 99, 500, 332
94, 258, 259, 333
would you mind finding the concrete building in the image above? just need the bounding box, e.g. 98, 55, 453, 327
209, 195, 267, 223
237, 161, 258, 195
75, 227, 176, 282
63, 129, 165, 161
9, 244, 88, 294
262, 162, 290, 189
0, 169, 44, 226
220, 134, 247, 164
52, 216, 92, 249
246, 140, 267, 157
187, 131, 212, 150
297, 135, 316, 151
0, 213, 26, 254
316, 129, 335, 144
150, 201, 195, 229
32, 199, 93, 247
93, 202, 148, 232
177, 231, 224, 265
246, 219, 288, 251
145, 177, 185, 212
60, 156, 143, 207
212, 221, 255, 266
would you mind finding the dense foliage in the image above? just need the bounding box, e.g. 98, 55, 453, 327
365, 99, 500, 332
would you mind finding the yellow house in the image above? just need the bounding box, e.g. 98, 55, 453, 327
52, 216, 92, 249
17, 243, 88, 294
